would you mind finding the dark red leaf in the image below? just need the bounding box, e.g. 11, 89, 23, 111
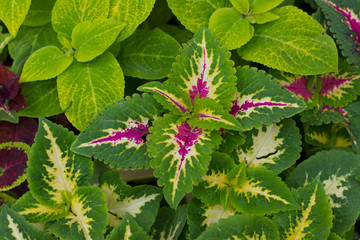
0, 117, 38, 145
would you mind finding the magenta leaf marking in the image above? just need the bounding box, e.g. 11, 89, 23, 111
282, 76, 314, 100
88, 120, 149, 147
230, 98, 290, 116
154, 89, 189, 113
319, 74, 356, 95
174, 122, 202, 179
197, 113, 222, 121
189, 49, 210, 101
323, 0, 360, 47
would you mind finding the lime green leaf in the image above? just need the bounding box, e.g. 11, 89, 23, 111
0, 33, 13, 55
48, 186, 108, 240
240, 6, 338, 75
118, 28, 181, 80
20, 46, 73, 83
23, 0, 56, 27
0, 204, 56, 240
27, 118, 93, 207
71, 94, 162, 170
230, 0, 250, 13
149, 206, 187, 240
231, 66, 306, 130
51, 0, 109, 43
72, 19, 125, 62
106, 213, 149, 240
167, 0, 231, 33
273, 179, 332, 240
169, 28, 237, 110
57, 51, 124, 131
209, 8, 254, 50
0, 193, 16, 205
109, 0, 156, 42
18, 79, 63, 117
148, 114, 221, 208
286, 150, 360, 235
8, 24, 62, 74
328, 232, 344, 240
197, 215, 280, 239
236, 119, 301, 174
187, 198, 235, 239
100, 171, 162, 231
248, 0, 284, 13
12, 192, 68, 223
0, 0, 31, 36
251, 11, 280, 24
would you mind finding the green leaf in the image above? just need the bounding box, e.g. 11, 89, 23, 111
118, 28, 181, 80
300, 106, 347, 126
273, 179, 332, 240
197, 215, 280, 239
8, 24, 62, 74
167, 0, 231, 33
230, 0, 250, 13
106, 213, 149, 240
148, 114, 221, 208
19, 46, 73, 83
251, 11, 280, 24
48, 186, 108, 240
209, 8, 254, 50
22, 0, 56, 27
149, 206, 187, 240
239, 6, 338, 75
0, 204, 56, 240
286, 150, 360, 235
51, 0, 109, 43
57, 51, 124, 131
27, 118, 93, 207
231, 66, 306, 131
71, 93, 162, 170
169, 27, 237, 110
72, 19, 125, 62
12, 192, 69, 223
18, 79, 63, 117
345, 101, 360, 152
109, 0, 156, 42
0, 33, 13, 55
0, 104, 18, 123
235, 119, 302, 174
248, 0, 284, 13
187, 198, 235, 239
0, 0, 31, 36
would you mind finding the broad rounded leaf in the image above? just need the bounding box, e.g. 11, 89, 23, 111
235, 118, 302, 174
51, 0, 109, 43
209, 8, 254, 50
57, 51, 124, 131
71, 94, 162, 170
118, 28, 181, 80
22, 0, 56, 27
197, 215, 280, 240
248, 0, 284, 14
286, 150, 360, 234
0, 0, 31, 36
230, 0, 250, 14
240, 6, 338, 75
27, 118, 93, 207
106, 213, 149, 240
20, 46, 73, 82
72, 19, 125, 62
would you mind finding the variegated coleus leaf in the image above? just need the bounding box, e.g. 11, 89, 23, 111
149, 205, 187, 240
0, 204, 56, 240
106, 213, 149, 240
27, 118, 93, 207
47, 186, 108, 240
345, 101, 360, 152
219, 130, 246, 154
300, 105, 348, 126
197, 215, 280, 240
71, 93, 163, 170
12, 191, 69, 223
304, 123, 352, 148
168, 27, 237, 110
148, 114, 221, 208
0, 142, 30, 191
100, 170, 162, 231
194, 152, 299, 214
274, 179, 332, 240
235, 118, 302, 174
286, 150, 360, 235
187, 198, 235, 239
231, 66, 306, 131
316, 0, 360, 66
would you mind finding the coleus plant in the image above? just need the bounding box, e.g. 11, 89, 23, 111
1, 0, 360, 239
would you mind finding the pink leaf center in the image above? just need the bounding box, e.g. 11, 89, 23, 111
189, 49, 210, 101
320, 74, 355, 95
282, 76, 314, 100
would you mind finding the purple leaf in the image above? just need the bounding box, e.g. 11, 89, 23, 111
282, 76, 314, 100
0, 117, 38, 145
